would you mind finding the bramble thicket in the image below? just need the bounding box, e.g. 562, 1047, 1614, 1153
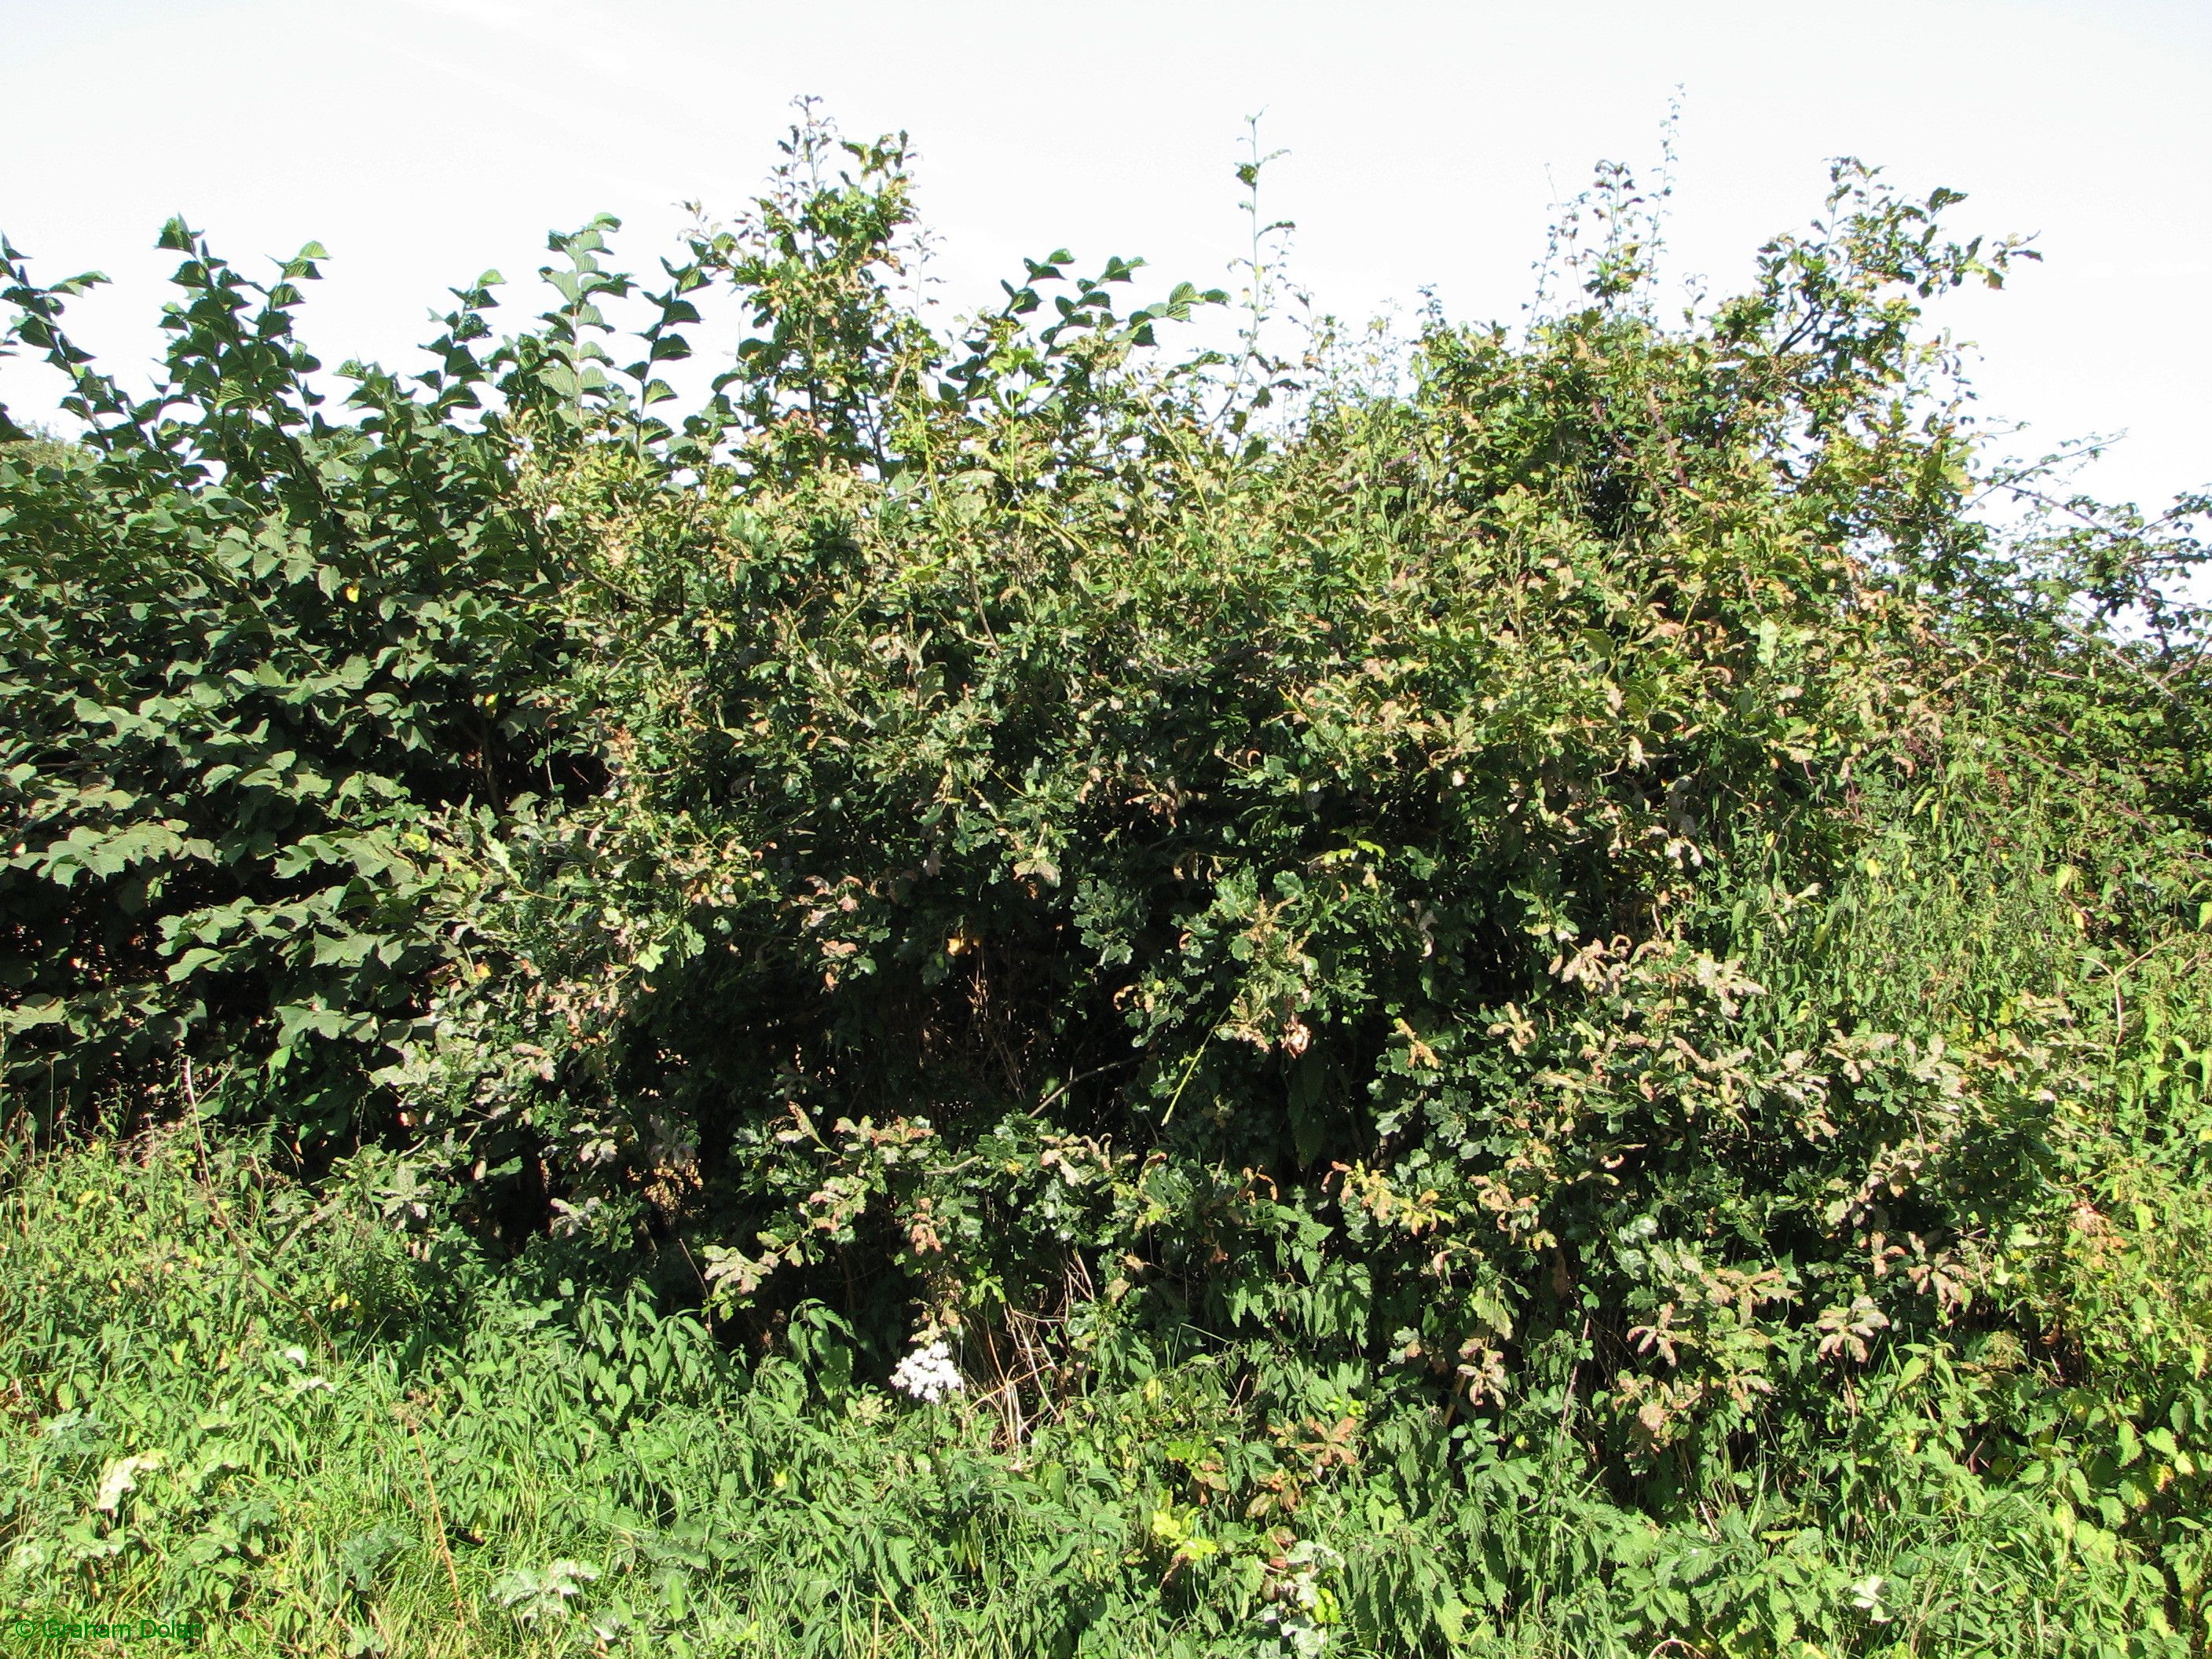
2, 112, 2210, 1656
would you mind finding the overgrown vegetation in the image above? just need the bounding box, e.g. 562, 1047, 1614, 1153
2, 110, 2209, 1654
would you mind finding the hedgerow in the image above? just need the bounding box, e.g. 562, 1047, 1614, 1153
4, 109, 2210, 1652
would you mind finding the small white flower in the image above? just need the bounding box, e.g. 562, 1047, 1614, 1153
93, 1452, 162, 1514
890, 1339, 965, 1404
1851, 1574, 1892, 1623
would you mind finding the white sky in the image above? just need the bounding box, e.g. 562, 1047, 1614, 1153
2, 0, 2207, 515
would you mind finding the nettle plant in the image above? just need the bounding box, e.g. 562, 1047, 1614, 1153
6, 110, 2209, 1510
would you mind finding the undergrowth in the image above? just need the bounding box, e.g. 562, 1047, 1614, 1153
0, 1122, 2203, 1656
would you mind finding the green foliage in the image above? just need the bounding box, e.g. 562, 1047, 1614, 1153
4, 108, 2211, 1653
0, 1128, 2201, 1657
0, 222, 576, 1134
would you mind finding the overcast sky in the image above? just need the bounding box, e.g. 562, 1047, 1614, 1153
3, 0, 2207, 515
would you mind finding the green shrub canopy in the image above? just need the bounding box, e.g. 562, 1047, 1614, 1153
4, 113, 2210, 1585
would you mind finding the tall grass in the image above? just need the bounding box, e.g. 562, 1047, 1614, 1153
0, 1119, 2192, 1656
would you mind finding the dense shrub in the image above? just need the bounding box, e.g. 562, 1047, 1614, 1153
5, 112, 2210, 1650
0, 231, 577, 1130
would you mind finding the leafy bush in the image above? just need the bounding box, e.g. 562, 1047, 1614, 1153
0, 229, 577, 1134
5, 109, 2210, 1651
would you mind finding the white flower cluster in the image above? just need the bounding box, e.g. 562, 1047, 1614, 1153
890, 1339, 964, 1404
